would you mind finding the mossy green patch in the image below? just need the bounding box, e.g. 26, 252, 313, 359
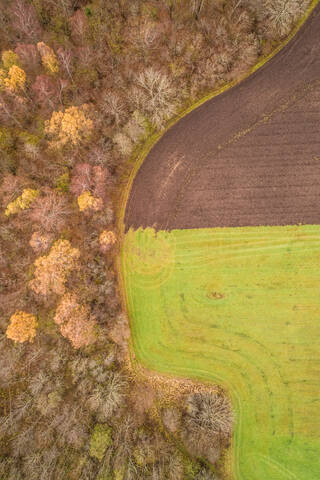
122, 224, 320, 480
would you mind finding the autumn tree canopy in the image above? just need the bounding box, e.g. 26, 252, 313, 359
2, 50, 20, 69
37, 42, 59, 74
99, 230, 117, 253
54, 292, 97, 349
45, 105, 94, 149
29, 239, 80, 296
5, 188, 39, 216
4, 65, 26, 92
77, 191, 103, 212
6, 311, 38, 343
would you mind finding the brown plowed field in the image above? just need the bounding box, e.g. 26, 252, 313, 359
124, 4, 320, 231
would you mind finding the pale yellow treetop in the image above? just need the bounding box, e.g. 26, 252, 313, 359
77, 191, 103, 212
45, 105, 94, 149
37, 42, 59, 74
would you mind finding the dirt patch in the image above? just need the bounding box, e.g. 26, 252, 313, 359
125, 5, 320, 231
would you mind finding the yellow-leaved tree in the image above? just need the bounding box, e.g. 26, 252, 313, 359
5, 188, 39, 216
37, 42, 59, 74
4, 65, 26, 92
77, 191, 103, 212
29, 239, 80, 296
0, 50, 24, 92
6, 311, 38, 343
45, 105, 94, 149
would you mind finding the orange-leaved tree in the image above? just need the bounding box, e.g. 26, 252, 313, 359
6, 311, 38, 343
29, 239, 80, 296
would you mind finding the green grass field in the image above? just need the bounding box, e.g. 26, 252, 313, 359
122, 224, 320, 480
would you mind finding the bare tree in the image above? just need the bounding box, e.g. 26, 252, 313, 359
249, 0, 309, 38
88, 372, 127, 420
132, 68, 177, 128
32, 75, 58, 109
57, 48, 74, 83
113, 132, 133, 156
101, 92, 126, 126
11, 0, 41, 40
29, 190, 70, 233
69, 10, 88, 42
0, 94, 24, 128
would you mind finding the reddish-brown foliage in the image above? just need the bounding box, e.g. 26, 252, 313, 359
69, 10, 88, 42
0, 174, 24, 207
54, 292, 97, 349
70, 163, 91, 195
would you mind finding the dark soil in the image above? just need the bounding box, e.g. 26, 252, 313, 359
125, 5, 320, 231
